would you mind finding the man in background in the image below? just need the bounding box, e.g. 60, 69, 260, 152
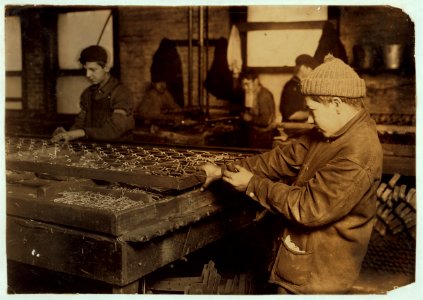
52, 45, 135, 142
241, 70, 276, 149
280, 54, 318, 122
138, 77, 181, 121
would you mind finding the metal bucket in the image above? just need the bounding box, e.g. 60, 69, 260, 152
353, 44, 376, 70
383, 44, 404, 70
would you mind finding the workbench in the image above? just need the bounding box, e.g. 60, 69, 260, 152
5, 138, 261, 293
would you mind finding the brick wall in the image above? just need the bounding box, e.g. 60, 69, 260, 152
118, 6, 231, 109
21, 11, 46, 111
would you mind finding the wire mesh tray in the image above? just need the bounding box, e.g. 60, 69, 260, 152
5, 137, 252, 190
6, 180, 221, 236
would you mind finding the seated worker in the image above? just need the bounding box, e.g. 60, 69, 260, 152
280, 54, 318, 122
52, 45, 135, 142
241, 70, 276, 149
199, 55, 383, 294
138, 77, 181, 121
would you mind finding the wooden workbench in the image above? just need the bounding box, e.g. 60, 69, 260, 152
6, 175, 260, 293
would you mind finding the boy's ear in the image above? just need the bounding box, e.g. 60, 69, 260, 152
332, 97, 342, 114
104, 64, 111, 72
331, 97, 342, 106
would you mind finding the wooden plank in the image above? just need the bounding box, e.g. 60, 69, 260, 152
239, 20, 327, 31
7, 202, 258, 287
112, 280, 139, 294
123, 204, 258, 284
7, 182, 221, 236
148, 276, 202, 292
383, 155, 415, 176
120, 201, 223, 242
6, 160, 206, 190
7, 194, 116, 233
6, 216, 125, 285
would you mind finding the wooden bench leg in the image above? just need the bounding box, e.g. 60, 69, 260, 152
112, 280, 139, 294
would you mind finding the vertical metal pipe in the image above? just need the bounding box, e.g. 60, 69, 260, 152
198, 6, 204, 110
205, 6, 209, 116
188, 7, 193, 107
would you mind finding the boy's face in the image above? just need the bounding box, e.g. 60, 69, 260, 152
306, 96, 342, 138
83, 61, 109, 85
242, 78, 259, 93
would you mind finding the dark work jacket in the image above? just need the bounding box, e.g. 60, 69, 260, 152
233, 109, 383, 294
71, 76, 135, 141
280, 76, 308, 121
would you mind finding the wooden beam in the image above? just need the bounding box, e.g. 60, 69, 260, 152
238, 20, 327, 32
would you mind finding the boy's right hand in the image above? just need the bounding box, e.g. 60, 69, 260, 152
198, 162, 222, 191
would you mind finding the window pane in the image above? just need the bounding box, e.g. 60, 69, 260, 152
5, 101, 23, 110
56, 76, 91, 114
57, 10, 114, 69
248, 6, 327, 22
247, 29, 323, 67
5, 16, 22, 71
5, 76, 22, 98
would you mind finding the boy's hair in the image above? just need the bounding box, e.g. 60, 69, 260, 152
240, 69, 259, 81
313, 95, 365, 110
79, 45, 108, 67
295, 54, 319, 69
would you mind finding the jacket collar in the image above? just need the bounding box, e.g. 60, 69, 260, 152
91, 76, 118, 95
329, 109, 368, 140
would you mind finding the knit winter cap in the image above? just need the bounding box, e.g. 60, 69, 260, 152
301, 54, 366, 98
79, 45, 108, 65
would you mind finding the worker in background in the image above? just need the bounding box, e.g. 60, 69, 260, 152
241, 70, 276, 149
199, 55, 383, 294
138, 76, 181, 121
280, 54, 318, 122
52, 45, 135, 142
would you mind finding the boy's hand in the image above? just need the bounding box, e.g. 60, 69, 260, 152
223, 165, 253, 192
198, 163, 222, 191
51, 129, 85, 142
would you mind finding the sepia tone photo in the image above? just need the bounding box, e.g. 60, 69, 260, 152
3, 2, 418, 296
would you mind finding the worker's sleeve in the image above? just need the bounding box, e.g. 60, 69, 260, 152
251, 91, 275, 127
245, 155, 372, 228
110, 85, 134, 114
235, 135, 310, 181
84, 86, 135, 140
70, 91, 90, 130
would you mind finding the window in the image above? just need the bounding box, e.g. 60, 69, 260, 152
5, 16, 23, 110
246, 6, 328, 67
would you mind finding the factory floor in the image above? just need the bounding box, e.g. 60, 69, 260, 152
351, 268, 414, 294
7, 223, 416, 295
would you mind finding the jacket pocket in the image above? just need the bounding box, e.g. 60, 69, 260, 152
274, 235, 312, 286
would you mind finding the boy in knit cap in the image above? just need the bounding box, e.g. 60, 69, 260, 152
199, 54, 383, 294
52, 45, 135, 142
